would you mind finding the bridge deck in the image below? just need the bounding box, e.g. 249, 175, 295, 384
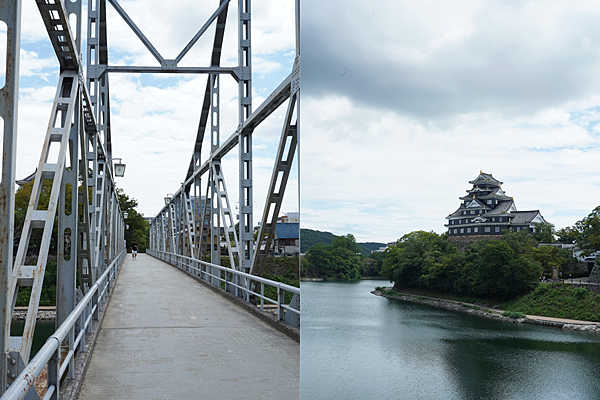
78, 254, 299, 399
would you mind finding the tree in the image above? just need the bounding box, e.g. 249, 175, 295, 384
533, 222, 555, 243
381, 231, 452, 288
117, 188, 149, 252
556, 226, 578, 244
464, 239, 542, 299
331, 234, 361, 253
532, 246, 565, 275
574, 206, 600, 255
304, 234, 363, 280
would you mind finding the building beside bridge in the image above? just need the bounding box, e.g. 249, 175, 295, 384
446, 172, 548, 248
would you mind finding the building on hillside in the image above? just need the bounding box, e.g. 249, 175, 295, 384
273, 222, 299, 256
445, 172, 548, 248
278, 212, 299, 223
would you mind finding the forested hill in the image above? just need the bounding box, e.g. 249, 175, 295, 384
300, 229, 336, 253
300, 228, 385, 255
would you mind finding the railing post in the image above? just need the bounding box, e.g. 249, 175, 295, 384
47, 340, 60, 400
68, 325, 75, 379
92, 289, 99, 321
278, 287, 284, 321
261, 283, 264, 310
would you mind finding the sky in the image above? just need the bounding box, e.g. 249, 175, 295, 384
8, 0, 600, 245
6, 0, 298, 229
301, 0, 600, 243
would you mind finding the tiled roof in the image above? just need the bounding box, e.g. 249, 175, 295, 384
275, 223, 299, 239
483, 200, 514, 215
510, 210, 540, 224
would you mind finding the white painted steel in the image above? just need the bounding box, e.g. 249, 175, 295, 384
147, 249, 300, 324
0, 250, 126, 400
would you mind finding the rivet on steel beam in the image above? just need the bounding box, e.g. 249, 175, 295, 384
10, 359, 15, 365
10, 374, 15, 379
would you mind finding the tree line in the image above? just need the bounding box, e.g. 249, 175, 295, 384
303, 234, 386, 280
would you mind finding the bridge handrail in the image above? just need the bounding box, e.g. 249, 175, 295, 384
148, 249, 300, 322
1, 250, 127, 400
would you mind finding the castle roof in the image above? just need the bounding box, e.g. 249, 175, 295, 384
468, 172, 503, 186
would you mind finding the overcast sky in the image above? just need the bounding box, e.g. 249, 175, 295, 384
9, 0, 600, 245
301, 0, 600, 243
8, 0, 298, 225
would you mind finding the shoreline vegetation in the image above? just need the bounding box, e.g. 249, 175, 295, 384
373, 286, 600, 334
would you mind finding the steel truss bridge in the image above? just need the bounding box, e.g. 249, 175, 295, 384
0, 0, 299, 398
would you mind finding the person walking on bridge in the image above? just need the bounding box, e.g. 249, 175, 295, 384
131, 241, 138, 260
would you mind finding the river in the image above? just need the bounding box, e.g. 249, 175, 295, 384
300, 280, 600, 400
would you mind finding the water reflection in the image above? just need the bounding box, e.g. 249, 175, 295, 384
301, 280, 600, 400
10, 320, 56, 361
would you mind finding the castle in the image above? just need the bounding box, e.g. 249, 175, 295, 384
446, 172, 548, 247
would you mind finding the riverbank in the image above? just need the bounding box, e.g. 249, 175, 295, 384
12, 307, 55, 321
300, 276, 384, 282
372, 288, 600, 334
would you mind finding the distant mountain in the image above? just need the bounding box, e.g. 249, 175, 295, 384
300, 228, 385, 255
300, 229, 337, 253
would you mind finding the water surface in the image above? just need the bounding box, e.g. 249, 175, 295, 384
301, 280, 600, 400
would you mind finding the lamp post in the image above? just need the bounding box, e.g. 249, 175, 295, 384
164, 194, 172, 205
113, 158, 126, 177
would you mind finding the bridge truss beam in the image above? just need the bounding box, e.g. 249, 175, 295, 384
148, 0, 300, 288
0, 0, 126, 395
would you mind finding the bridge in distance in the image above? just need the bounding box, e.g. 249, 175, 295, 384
0, 0, 300, 398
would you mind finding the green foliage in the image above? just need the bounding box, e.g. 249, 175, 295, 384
381, 231, 454, 288
304, 234, 363, 280
14, 180, 59, 253
300, 229, 337, 253
382, 230, 544, 300
261, 273, 299, 304
575, 206, 600, 254
557, 205, 600, 256
531, 246, 565, 273
299, 228, 384, 256
117, 188, 149, 252
556, 226, 578, 244
15, 261, 57, 306
502, 311, 526, 319
533, 222, 555, 243
503, 283, 600, 322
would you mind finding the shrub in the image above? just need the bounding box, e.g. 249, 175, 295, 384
503, 311, 526, 319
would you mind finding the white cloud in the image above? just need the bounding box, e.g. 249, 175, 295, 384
301, 94, 600, 242
12, 0, 297, 229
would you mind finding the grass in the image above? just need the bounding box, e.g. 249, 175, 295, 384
502, 283, 600, 322
503, 311, 526, 319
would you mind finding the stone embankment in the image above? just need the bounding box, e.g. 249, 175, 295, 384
372, 289, 600, 334
12, 308, 55, 321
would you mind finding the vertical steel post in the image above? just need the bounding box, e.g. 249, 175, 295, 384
57, 0, 83, 333
0, 0, 21, 393
238, 0, 253, 274
209, 74, 221, 281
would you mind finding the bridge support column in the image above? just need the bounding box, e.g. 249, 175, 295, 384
0, 0, 22, 393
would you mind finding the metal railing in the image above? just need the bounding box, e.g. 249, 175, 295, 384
1, 250, 126, 400
148, 249, 300, 327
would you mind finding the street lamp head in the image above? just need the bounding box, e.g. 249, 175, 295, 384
113, 158, 126, 177
164, 195, 172, 205
123, 212, 128, 219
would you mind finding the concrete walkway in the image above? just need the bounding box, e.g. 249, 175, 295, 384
78, 254, 299, 399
